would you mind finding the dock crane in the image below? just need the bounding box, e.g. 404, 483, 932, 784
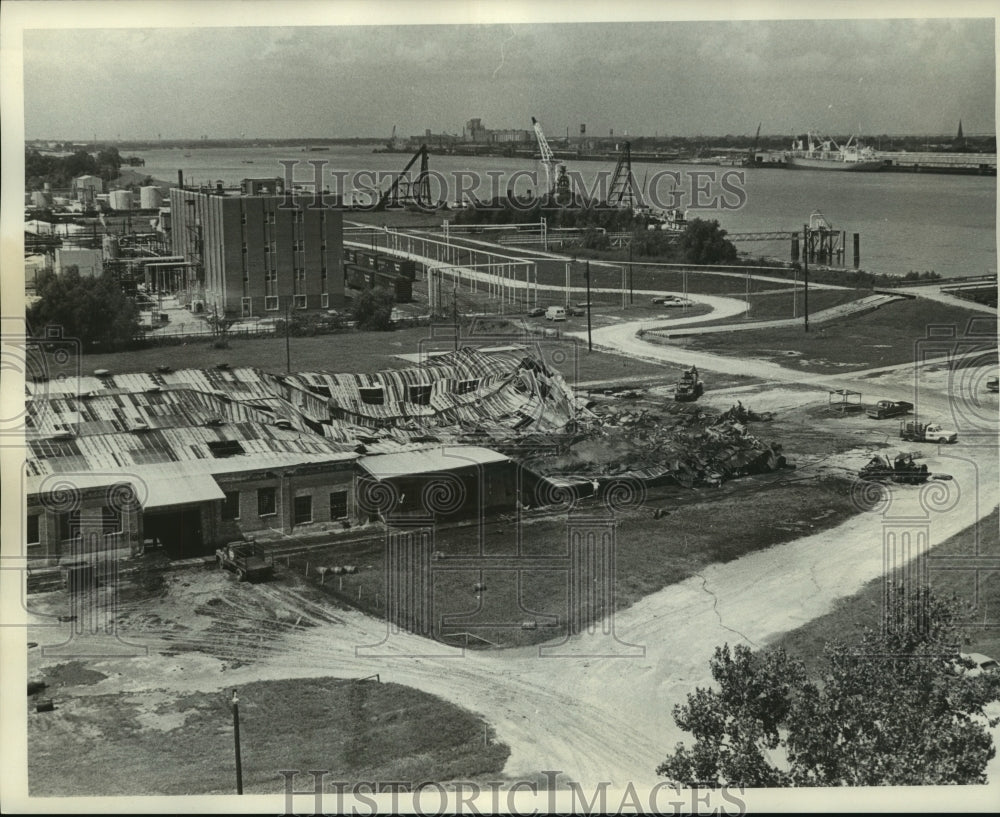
376, 144, 432, 210
607, 141, 638, 210
743, 122, 761, 166
531, 116, 569, 201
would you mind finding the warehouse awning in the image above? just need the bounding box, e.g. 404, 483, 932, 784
141, 472, 225, 510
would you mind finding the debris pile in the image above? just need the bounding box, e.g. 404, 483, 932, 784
524, 401, 787, 490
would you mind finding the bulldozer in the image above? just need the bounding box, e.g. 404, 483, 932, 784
674, 365, 703, 402
858, 452, 930, 485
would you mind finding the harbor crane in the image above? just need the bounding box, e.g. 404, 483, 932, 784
531, 116, 570, 201
607, 141, 639, 210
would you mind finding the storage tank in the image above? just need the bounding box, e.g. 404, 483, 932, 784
30, 191, 49, 208
109, 190, 132, 211
140, 186, 162, 209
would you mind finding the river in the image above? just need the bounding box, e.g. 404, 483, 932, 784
136, 145, 996, 279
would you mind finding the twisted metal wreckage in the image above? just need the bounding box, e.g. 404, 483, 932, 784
27, 347, 787, 497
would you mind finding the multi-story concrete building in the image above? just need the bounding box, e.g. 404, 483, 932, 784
169, 178, 344, 318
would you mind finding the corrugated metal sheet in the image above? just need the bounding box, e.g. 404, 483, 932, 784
26, 350, 583, 490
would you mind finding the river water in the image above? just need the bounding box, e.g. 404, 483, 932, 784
137, 145, 996, 279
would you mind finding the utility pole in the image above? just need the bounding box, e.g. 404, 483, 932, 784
803, 223, 810, 333
585, 260, 592, 352
285, 298, 291, 373
628, 241, 634, 305
231, 689, 243, 795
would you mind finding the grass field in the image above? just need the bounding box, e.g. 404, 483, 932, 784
772, 507, 1000, 674
82, 324, 680, 385
28, 675, 509, 795
684, 298, 995, 373
288, 472, 861, 649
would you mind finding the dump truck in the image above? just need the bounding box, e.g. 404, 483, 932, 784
674, 365, 703, 402
215, 540, 274, 582
867, 400, 913, 420
858, 453, 930, 485
899, 420, 958, 444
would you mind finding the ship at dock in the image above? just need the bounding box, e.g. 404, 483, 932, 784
785, 132, 884, 171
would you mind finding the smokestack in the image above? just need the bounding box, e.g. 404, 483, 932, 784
177, 169, 184, 189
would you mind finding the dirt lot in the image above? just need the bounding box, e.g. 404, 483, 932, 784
26, 569, 509, 796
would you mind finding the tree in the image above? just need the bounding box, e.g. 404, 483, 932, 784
657, 586, 1000, 787
27, 268, 140, 351
680, 218, 738, 265
350, 286, 395, 331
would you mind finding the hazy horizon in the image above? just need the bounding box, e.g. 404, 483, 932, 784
22, 17, 996, 141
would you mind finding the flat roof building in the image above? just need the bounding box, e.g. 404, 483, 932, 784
169, 179, 345, 319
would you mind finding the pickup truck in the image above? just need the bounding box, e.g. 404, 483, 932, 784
867, 400, 913, 420
899, 420, 958, 444
215, 541, 274, 582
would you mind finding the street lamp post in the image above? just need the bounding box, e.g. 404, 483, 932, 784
231, 689, 243, 795
585, 260, 592, 352
803, 223, 810, 333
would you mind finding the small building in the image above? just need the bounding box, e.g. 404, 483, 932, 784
357, 446, 517, 522
73, 174, 103, 204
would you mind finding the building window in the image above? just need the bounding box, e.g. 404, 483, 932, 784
265, 296, 279, 311
456, 378, 480, 395
240, 211, 247, 225
242, 242, 248, 254
207, 440, 245, 458
329, 491, 348, 520
294, 294, 307, 309
267, 212, 276, 224
293, 495, 313, 526
102, 506, 121, 535
26, 513, 40, 545
257, 487, 276, 517
359, 387, 385, 406
408, 384, 432, 405
321, 293, 329, 308
222, 492, 240, 520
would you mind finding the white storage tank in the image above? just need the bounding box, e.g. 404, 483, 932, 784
109, 190, 133, 211
140, 186, 163, 209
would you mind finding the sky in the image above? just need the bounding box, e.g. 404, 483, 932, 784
17, 7, 999, 140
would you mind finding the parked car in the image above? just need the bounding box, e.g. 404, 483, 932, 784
953, 652, 1000, 677
866, 399, 913, 420
527, 307, 546, 317
566, 306, 585, 317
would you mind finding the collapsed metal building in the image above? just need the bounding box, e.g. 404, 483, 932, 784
23, 348, 583, 566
